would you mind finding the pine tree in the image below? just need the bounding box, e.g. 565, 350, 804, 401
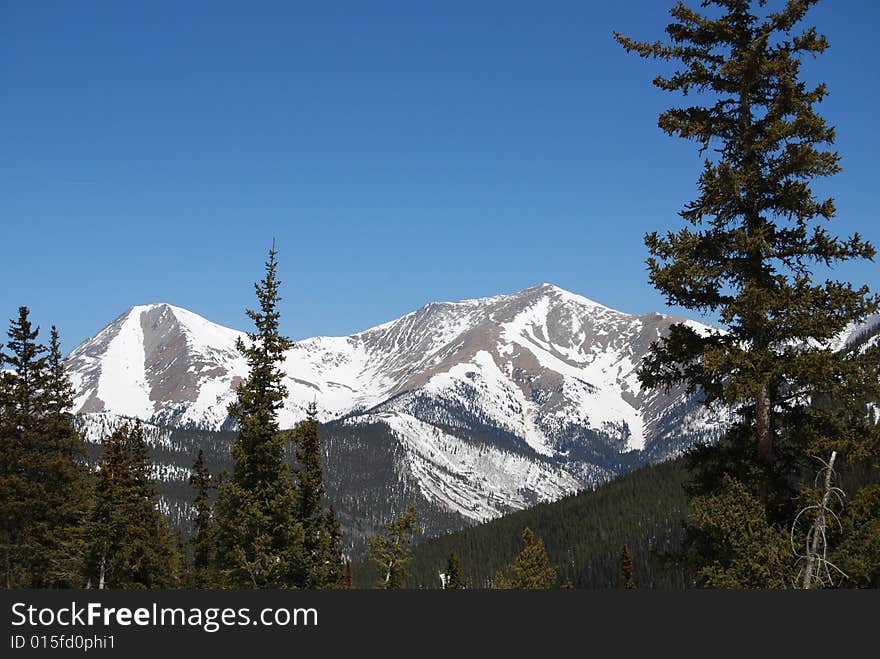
492, 527, 557, 589
34, 327, 92, 587
214, 244, 306, 588
0, 312, 91, 587
85, 423, 180, 589
293, 402, 346, 588
0, 308, 47, 587
188, 448, 216, 588
616, 0, 876, 472
616, 0, 878, 585
366, 503, 419, 589
621, 544, 636, 589
443, 550, 466, 589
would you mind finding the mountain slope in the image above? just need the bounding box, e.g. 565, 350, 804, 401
66, 284, 727, 523
397, 458, 692, 589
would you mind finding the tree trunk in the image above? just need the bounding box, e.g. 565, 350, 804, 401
384, 559, 394, 589
98, 551, 106, 590
803, 452, 837, 589
756, 385, 772, 461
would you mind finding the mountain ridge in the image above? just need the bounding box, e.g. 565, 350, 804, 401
65, 283, 726, 523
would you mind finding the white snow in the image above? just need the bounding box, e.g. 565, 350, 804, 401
358, 411, 582, 521
95, 306, 155, 419
498, 296, 647, 450
65, 284, 742, 520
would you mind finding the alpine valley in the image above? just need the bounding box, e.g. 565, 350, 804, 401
66, 283, 876, 551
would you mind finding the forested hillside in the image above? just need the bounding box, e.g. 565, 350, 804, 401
392, 459, 691, 589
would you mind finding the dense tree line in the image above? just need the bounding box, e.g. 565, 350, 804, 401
2, 0, 877, 591
402, 459, 691, 589
0, 309, 180, 587
0, 247, 351, 589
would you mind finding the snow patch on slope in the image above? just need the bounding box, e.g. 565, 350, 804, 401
423, 350, 555, 456
358, 411, 581, 522
96, 307, 154, 419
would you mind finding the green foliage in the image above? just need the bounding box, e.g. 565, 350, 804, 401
443, 550, 466, 589
226, 245, 295, 492
408, 459, 690, 588
187, 449, 217, 588
84, 423, 180, 589
366, 503, 420, 589
214, 478, 305, 588
832, 484, 880, 588
616, 0, 879, 588
617, 0, 877, 463
687, 475, 793, 589
492, 527, 557, 589
214, 245, 307, 588
0, 312, 91, 587
290, 403, 346, 588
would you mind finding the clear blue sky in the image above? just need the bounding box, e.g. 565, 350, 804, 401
3, 1, 878, 351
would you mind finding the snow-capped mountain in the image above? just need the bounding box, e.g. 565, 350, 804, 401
67, 284, 727, 523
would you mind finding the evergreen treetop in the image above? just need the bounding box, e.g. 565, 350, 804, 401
228, 243, 295, 491
188, 448, 217, 588
214, 244, 306, 588
492, 527, 558, 589
0, 311, 90, 587
366, 503, 420, 589
85, 423, 179, 589
616, 0, 877, 463
290, 402, 346, 588
443, 550, 466, 589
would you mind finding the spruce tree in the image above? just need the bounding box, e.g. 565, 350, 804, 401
366, 503, 419, 589
443, 550, 466, 589
293, 403, 346, 588
616, 0, 876, 471
0, 308, 47, 587
188, 448, 216, 588
616, 0, 878, 584
0, 311, 91, 587
492, 527, 557, 589
34, 327, 92, 587
85, 423, 180, 589
214, 245, 306, 588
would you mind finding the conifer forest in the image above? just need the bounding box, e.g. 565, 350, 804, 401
2, 0, 878, 591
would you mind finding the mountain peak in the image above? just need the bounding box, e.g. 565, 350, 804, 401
510, 282, 617, 313
65, 283, 735, 520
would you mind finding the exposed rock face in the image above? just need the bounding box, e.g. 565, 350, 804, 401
66, 284, 729, 520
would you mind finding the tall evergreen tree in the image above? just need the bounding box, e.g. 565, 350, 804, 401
616, 0, 876, 472
84, 423, 180, 589
443, 550, 466, 589
188, 448, 216, 588
366, 503, 419, 589
0, 308, 47, 587
34, 327, 91, 587
616, 0, 878, 584
492, 527, 557, 589
293, 402, 346, 588
0, 311, 90, 587
214, 245, 306, 588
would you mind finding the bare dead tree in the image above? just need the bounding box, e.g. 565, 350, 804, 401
791, 451, 848, 589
